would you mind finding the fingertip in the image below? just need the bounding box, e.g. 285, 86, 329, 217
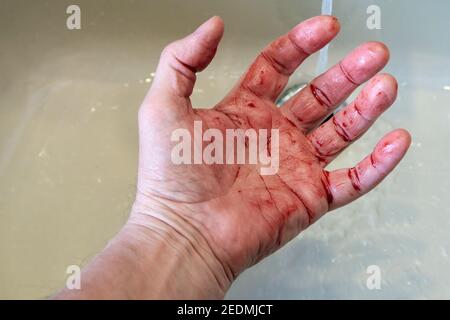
389, 128, 412, 145
209, 16, 225, 33
395, 128, 412, 148
358, 42, 389, 63
369, 41, 390, 60
375, 129, 412, 159
195, 16, 225, 42
376, 73, 397, 89
364, 73, 398, 106
320, 15, 341, 33
290, 15, 340, 54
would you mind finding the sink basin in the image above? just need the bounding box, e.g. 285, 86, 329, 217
0, 0, 449, 299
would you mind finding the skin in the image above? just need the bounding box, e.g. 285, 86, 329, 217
55, 15, 411, 299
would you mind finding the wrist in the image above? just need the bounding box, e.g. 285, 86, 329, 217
122, 201, 232, 299
55, 202, 232, 299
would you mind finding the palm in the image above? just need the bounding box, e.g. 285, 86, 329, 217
135, 16, 410, 276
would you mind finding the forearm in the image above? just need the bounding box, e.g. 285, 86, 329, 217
54, 210, 231, 299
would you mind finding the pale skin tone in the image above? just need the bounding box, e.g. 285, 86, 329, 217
55, 16, 411, 299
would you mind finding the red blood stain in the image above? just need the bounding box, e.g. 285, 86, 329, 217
370, 154, 376, 167
332, 117, 350, 142
284, 117, 297, 128
315, 155, 326, 163
260, 179, 275, 209
277, 176, 314, 225
316, 139, 324, 147
339, 61, 358, 85
310, 84, 332, 107
258, 70, 265, 85
276, 206, 298, 246
293, 113, 303, 122
247, 116, 256, 129
276, 83, 283, 92
311, 139, 336, 163
348, 168, 361, 191
354, 103, 363, 117
234, 167, 240, 182
321, 171, 333, 204
247, 102, 256, 108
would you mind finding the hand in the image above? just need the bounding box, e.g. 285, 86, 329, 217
130, 15, 411, 295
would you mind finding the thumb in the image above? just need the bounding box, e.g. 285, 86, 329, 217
148, 16, 224, 103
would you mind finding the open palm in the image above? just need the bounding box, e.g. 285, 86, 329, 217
132, 16, 411, 280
